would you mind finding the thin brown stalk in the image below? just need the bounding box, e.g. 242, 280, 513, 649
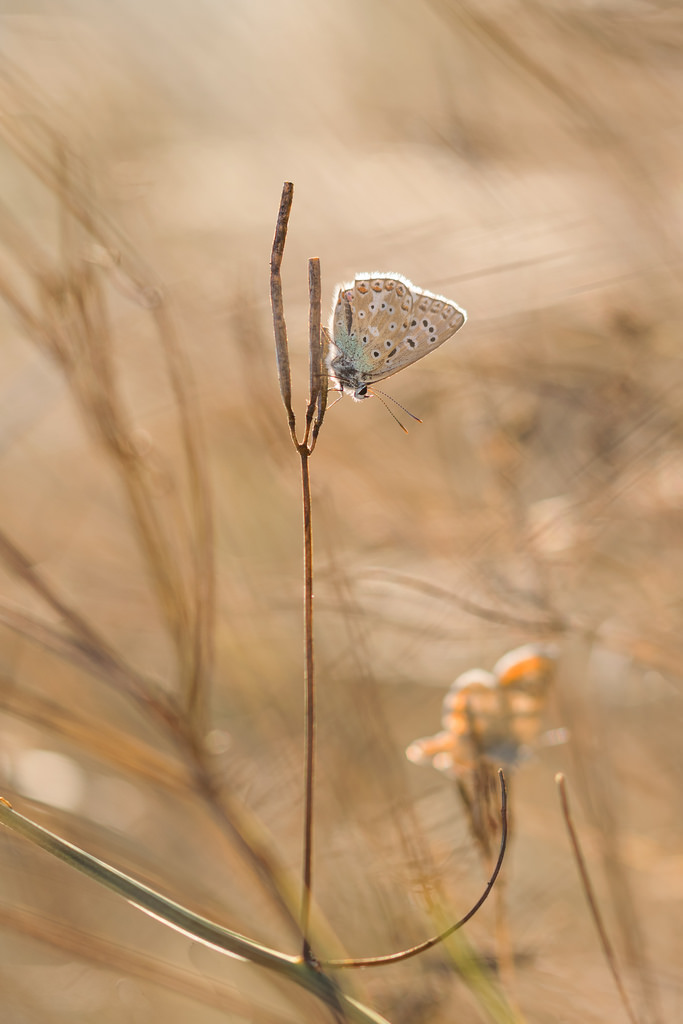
270, 182, 297, 442
322, 771, 508, 968
305, 257, 325, 450
299, 256, 325, 962
299, 447, 315, 965
0, 125, 318, 956
556, 774, 640, 1024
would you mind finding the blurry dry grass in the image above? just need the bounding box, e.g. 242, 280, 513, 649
0, 1, 682, 1021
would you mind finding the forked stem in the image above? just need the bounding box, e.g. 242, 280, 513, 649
269, 186, 326, 963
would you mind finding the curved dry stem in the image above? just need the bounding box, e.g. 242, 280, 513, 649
322, 771, 508, 969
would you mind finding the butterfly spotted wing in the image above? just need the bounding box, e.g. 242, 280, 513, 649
327, 273, 466, 399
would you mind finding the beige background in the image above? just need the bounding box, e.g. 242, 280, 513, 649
0, 2, 681, 1022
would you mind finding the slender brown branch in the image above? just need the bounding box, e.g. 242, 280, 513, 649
270, 182, 297, 442
299, 448, 316, 964
267, 185, 328, 964
556, 774, 640, 1024
322, 771, 508, 969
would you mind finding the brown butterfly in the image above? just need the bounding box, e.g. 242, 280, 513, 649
406, 644, 559, 778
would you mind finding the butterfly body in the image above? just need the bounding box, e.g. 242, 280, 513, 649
327, 273, 466, 400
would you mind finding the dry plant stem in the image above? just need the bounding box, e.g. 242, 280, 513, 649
0, 144, 320, 976
1, 126, 212, 725
299, 446, 315, 965
556, 774, 640, 1024
269, 186, 327, 965
323, 771, 508, 969
306, 257, 328, 445
305, 258, 322, 443
270, 182, 297, 443
299, 258, 326, 964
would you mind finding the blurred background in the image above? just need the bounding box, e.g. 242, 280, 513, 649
0, 1, 682, 1021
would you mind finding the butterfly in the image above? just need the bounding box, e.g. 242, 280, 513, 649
326, 273, 466, 401
405, 644, 560, 778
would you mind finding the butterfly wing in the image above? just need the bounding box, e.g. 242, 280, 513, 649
329, 274, 466, 391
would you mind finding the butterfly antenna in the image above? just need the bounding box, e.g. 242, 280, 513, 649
368, 389, 408, 433
371, 387, 423, 427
